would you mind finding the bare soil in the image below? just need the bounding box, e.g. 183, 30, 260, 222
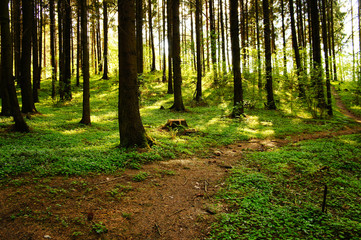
1, 92, 361, 240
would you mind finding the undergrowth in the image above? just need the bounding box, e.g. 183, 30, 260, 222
209, 134, 361, 239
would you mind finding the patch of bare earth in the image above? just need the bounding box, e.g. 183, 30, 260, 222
1, 93, 361, 240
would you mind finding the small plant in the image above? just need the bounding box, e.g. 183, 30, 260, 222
132, 172, 149, 182
72, 231, 84, 237
92, 221, 108, 234
121, 212, 132, 220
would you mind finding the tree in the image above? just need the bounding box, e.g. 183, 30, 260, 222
32, 0, 40, 103
0, 0, 29, 132
118, 0, 151, 148
309, 0, 326, 117
170, 0, 185, 111
20, 0, 37, 114
263, 0, 276, 110
195, 0, 203, 102
230, 0, 244, 117
62, 0, 72, 100
209, 0, 218, 82
50, 0, 57, 99
167, 0, 173, 94
80, 0, 91, 125
136, 0, 144, 74
148, 0, 156, 71
102, 0, 109, 80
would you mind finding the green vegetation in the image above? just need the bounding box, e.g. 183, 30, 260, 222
0, 72, 359, 179
209, 134, 361, 239
336, 81, 361, 117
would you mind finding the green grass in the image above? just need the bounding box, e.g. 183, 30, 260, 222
335, 81, 361, 117
0, 71, 358, 179
209, 134, 361, 239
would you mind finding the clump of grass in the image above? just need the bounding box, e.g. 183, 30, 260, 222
132, 172, 149, 182
209, 134, 361, 239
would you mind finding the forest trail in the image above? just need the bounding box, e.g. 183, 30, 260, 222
1, 92, 361, 240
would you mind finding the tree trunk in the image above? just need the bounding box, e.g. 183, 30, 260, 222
209, 0, 218, 83
219, 0, 226, 74
321, 0, 332, 116
263, 0, 276, 109
58, 0, 64, 99
32, 0, 40, 103
80, 0, 91, 125
1, 0, 29, 132
309, 0, 326, 117
195, 0, 202, 101
230, 0, 244, 117
148, 0, 156, 71
136, 0, 144, 74
118, 0, 150, 148
50, 0, 57, 99
255, 0, 262, 91
167, 0, 174, 94
76, 0, 81, 86
281, 0, 287, 75
102, 0, 109, 79
96, 0, 102, 73
62, 0, 72, 100
170, 0, 185, 111
20, 0, 37, 114
162, 0, 167, 82
13, 0, 21, 82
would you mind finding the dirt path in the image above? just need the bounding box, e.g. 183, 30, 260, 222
1, 92, 361, 240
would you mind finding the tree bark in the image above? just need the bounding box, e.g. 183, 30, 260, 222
170, 0, 185, 111
209, 0, 218, 83
148, 0, 156, 71
80, 0, 91, 125
76, 0, 81, 86
263, 0, 276, 109
167, 0, 174, 94
1, 0, 29, 132
255, 0, 262, 91
102, 0, 109, 79
32, 0, 40, 103
230, 0, 244, 117
50, 0, 57, 99
62, 0, 72, 100
13, 0, 21, 82
118, 0, 150, 148
20, 0, 37, 113
136, 0, 144, 74
195, 0, 202, 101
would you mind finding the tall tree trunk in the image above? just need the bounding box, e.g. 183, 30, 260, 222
219, 0, 226, 74
309, 0, 326, 117
281, 0, 287, 75
62, 0, 72, 100
20, 0, 37, 113
148, 0, 156, 71
263, 0, 276, 109
50, 0, 57, 99
230, 0, 244, 117
330, 0, 338, 82
195, 0, 202, 101
255, 0, 262, 91
136, 0, 144, 74
96, 0, 102, 73
80, 0, 91, 125
289, 0, 305, 97
167, 0, 173, 94
321, 0, 332, 116
209, 0, 218, 83
170, 0, 185, 111
162, 0, 167, 82
118, 0, 151, 148
13, 0, 21, 82
39, 0, 43, 87
58, 0, 64, 99
33, 0, 40, 103
76, 0, 81, 86
0, 0, 29, 132
102, 0, 109, 79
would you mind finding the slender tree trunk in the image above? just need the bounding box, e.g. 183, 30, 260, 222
13, 0, 21, 82
220, 0, 226, 74
309, 0, 326, 117
39, 0, 43, 87
20, 0, 37, 113
281, 0, 287, 75
50, 0, 57, 99
321, 0, 332, 116
351, 0, 355, 83
330, 0, 338, 82
195, 0, 202, 101
209, 0, 218, 83
148, 0, 156, 71
0, 0, 29, 132
96, 0, 102, 73
136, 0, 144, 74
58, 0, 65, 99
170, 0, 185, 111
230, 0, 244, 117
263, 0, 276, 110
255, 0, 262, 91
162, 0, 167, 82
62, 0, 72, 100
167, 0, 174, 94
80, 0, 91, 125
76, 0, 81, 86
102, 0, 109, 79
118, 0, 151, 148
33, 0, 40, 103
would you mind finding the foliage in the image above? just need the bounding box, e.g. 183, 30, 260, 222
209, 135, 361, 239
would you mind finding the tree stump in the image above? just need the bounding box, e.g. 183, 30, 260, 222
163, 119, 188, 129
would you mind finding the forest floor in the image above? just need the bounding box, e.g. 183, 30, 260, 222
1, 91, 361, 240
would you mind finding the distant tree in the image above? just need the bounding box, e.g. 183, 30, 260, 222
102, 0, 109, 80
80, 0, 91, 125
263, 0, 276, 110
230, 0, 244, 117
118, 0, 151, 147
0, 0, 29, 132
170, 0, 185, 111
20, 0, 37, 114
195, 0, 203, 102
